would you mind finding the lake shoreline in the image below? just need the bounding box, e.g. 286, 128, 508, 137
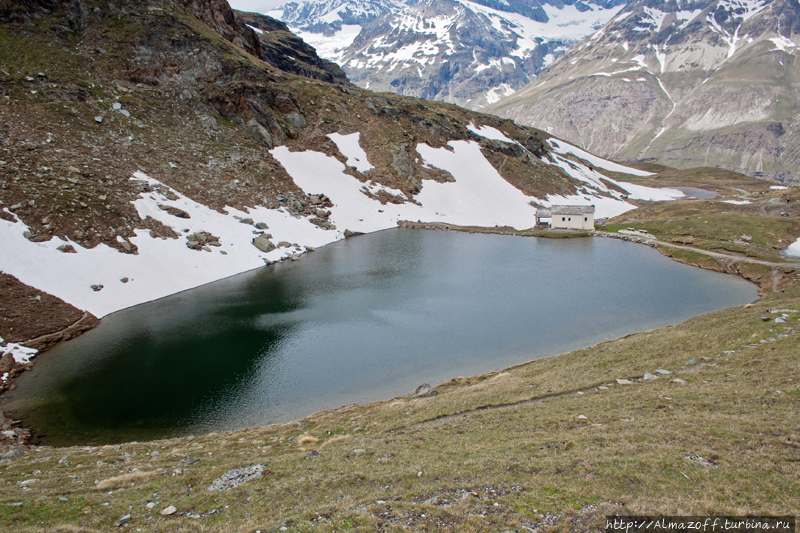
6, 228, 756, 442
1, 222, 769, 446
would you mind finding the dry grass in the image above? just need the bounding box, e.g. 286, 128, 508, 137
94, 470, 160, 491
1, 286, 798, 532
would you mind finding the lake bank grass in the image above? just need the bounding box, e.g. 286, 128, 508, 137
1, 285, 798, 532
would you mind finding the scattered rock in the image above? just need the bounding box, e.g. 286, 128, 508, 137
672, 378, 687, 385
240, 218, 254, 225
685, 359, 696, 366
685, 453, 718, 468
146, 502, 156, 509
158, 205, 190, 219
252, 236, 276, 253
186, 232, 220, 250
411, 383, 437, 398
90, 284, 104, 292
95, 116, 103, 123
577, 415, 587, 420
160, 505, 177, 516
643, 373, 658, 380
57, 244, 77, 254
58, 497, 68, 502
255, 222, 269, 230
120, 277, 129, 283
615, 378, 632, 385
277, 241, 292, 248
9, 502, 23, 508
1, 449, 22, 461
655, 369, 671, 375
116, 514, 131, 527
207, 464, 268, 492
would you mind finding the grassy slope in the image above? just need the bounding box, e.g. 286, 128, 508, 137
0, 286, 797, 532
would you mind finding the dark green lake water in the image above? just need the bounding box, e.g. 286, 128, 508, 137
3, 229, 757, 446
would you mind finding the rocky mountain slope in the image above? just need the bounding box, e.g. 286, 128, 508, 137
490, 0, 800, 185
0, 0, 679, 385
262, 0, 628, 109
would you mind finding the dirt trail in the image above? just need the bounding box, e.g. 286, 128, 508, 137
594, 231, 800, 269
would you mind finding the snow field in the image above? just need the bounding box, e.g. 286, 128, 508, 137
2, 131, 685, 320
0, 172, 337, 317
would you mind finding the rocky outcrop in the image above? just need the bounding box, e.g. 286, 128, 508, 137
179, 0, 261, 57
235, 11, 349, 84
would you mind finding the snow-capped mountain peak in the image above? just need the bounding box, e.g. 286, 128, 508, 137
263, 0, 628, 109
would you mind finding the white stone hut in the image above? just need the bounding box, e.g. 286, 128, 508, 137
549, 205, 595, 230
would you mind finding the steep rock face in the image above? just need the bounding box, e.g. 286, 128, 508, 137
491, 0, 800, 184
267, 0, 628, 110
182, 0, 262, 56
235, 11, 349, 83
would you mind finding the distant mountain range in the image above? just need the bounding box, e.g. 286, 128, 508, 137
490, 0, 800, 184
260, 0, 628, 109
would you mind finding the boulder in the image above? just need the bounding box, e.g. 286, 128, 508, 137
252, 236, 276, 253
411, 383, 436, 398
207, 464, 268, 492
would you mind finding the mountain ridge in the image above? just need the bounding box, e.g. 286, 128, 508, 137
264, 0, 628, 109
490, 0, 800, 184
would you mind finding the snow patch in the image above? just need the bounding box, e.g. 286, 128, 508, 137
1, 341, 37, 364
467, 124, 514, 143
547, 139, 654, 176
328, 132, 374, 173
770, 36, 798, 52
615, 182, 684, 201
784, 237, 800, 258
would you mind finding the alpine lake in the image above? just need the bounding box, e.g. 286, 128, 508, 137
2, 229, 758, 446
